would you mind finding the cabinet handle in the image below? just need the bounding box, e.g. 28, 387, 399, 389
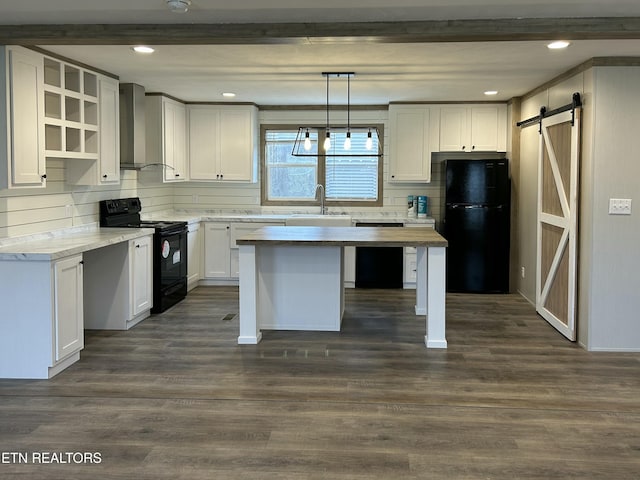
41, 174, 47, 180
472, 145, 476, 150
135, 244, 140, 248
220, 174, 223, 179
175, 173, 180, 177
103, 174, 108, 178
462, 145, 466, 151
79, 260, 84, 265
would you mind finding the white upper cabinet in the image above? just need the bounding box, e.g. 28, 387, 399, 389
97, 76, 120, 184
388, 104, 437, 183
42, 56, 100, 160
1, 46, 46, 189
146, 95, 187, 182
188, 104, 258, 182
65, 74, 121, 186
438, 104, 507, 152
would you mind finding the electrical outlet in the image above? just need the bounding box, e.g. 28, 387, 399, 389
65, 205, 72, 218
521, 266, 525, 279
609, 198, 632, 215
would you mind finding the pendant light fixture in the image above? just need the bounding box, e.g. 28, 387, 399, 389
291, 72, 381, 157
323, 73, 331, 151
344, 74, 352, 150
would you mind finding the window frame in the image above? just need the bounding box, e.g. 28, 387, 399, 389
260, 123, 384, 208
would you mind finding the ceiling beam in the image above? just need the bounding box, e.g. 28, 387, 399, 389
2, 17, 640, 45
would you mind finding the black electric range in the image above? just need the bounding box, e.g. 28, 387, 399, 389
99, 197, 188, 313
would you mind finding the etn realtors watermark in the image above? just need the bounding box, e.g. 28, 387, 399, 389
2, 451, 102, 464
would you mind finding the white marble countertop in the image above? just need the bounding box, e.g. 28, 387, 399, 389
142, 210, 435, 225
0, 225, 156, 261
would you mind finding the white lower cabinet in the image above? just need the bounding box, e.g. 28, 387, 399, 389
0, 234, 153, 379
344, 246, 356, 287
230, 223, 283, 278
404, 246, 418, 287
203, 222, 284, 281
187, 222, 202, 291
204, 222, 231, 278
403, 223, 434, 288
130, 236, 153, 316
53, 255, 84, 363
0, 254, 84, 379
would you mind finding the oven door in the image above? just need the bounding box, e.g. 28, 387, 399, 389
157, 228, 188, 289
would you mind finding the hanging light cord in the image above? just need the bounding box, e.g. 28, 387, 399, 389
347, 74, 350, 133
326, 74, 330, 131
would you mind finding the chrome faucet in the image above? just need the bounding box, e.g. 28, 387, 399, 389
315, 184, 326, 215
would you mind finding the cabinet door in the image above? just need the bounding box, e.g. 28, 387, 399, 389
98, 76, 120, 184
53, 255, 83, 362
162, 99, 186, 182
203, 223, 231, 278
6, 47, 46, 188
187, 223, 202, 290
229, 222, 282, 277
404, 250, 417, 285
188, 107, 219, 180
130, 236, 153, 316
470, 106, 502, 152
439, 107, 468, 151
344, 246, 356, 286
173, 101, 187, 180
218, 107, 256, 181
388, 105, 432, 182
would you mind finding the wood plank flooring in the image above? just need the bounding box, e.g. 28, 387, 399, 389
0, 287, 639, 479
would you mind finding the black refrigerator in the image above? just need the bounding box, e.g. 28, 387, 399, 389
440, 159, 510, 293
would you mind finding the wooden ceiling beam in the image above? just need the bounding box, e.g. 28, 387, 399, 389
1, 17, 640, 45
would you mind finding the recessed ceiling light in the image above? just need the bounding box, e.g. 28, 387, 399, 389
547, 41, 571, 50
484, 90, 498, 96
166, 0, 191, 13
132, 46, 155, 54
222, 92, 236, 98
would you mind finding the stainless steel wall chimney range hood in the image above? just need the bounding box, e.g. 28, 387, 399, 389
119, 83, 146, 170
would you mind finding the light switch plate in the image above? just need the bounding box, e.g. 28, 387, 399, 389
609, 198, 632, 215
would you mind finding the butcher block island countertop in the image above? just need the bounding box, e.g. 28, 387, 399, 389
236, 225, 449, 349
235, 225, 448, 247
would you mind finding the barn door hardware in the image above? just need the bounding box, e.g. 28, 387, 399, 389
517, 92, 582, 133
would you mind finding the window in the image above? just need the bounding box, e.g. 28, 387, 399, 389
261, 125, 383, 207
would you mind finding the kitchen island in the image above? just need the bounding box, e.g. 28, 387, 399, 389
236, 226, 448, 348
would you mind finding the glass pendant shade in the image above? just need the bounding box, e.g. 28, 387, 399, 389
344, 131, 351, 150
365, 130, 373, 150
304, 129, 312, 150
324, 131, 331, 151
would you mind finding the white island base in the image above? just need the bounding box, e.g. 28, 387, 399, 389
238, 245, 344, 343
237, 226, 448, 348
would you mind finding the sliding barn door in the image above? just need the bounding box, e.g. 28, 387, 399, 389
536, 109, 581, 340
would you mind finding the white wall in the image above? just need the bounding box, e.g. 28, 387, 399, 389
518, 66, 640, 351
0, 160, 173, 238
585, 67, 640, 351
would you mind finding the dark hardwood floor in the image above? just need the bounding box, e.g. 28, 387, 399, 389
1, 287, 639, 479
